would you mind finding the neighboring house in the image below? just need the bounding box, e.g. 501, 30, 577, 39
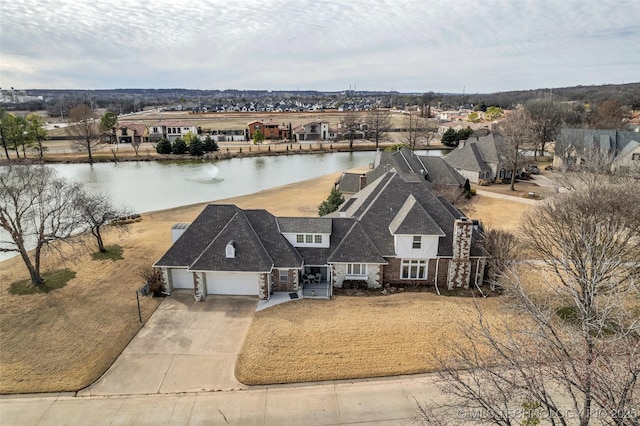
148, 121, 199, 142
338, 147, 466, 198
99, 123, 148, 144
553, 128, 640, 171
247, 120, 290, 141
153, 171, 488, 301
443, 133, 515, 183
293, 120, 331, 141
208, 129, 246, 142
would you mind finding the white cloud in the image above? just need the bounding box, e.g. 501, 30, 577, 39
1, 0, 638, 91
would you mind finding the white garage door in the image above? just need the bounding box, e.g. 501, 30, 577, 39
171, 269, 194, 289
206, 272, 259, 295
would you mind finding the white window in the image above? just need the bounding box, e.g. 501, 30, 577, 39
296, 234, 304, 243
305, 235, 313, 243
279, 270, 288, 282
401, 259, 427, 279
347, 263, 367, 276
314, 235, 322, 244
412, 236, 422, 249
633, 153, 640, 161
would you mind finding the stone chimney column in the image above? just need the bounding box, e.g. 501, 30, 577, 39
447, 219, 473, 290
359, 174, 367, 190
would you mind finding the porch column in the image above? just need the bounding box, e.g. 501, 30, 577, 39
258, 273, 269, 300
161, 268, 172, 292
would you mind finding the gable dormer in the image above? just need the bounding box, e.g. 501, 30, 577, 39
389, 195, 445, 258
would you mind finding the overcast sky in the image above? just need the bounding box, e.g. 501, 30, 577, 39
1, 0, 638, 93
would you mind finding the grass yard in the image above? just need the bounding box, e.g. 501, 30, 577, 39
236, 292, 528, 384
0, 164, 542, 393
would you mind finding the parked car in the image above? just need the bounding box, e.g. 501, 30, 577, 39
527, 164, 540, 174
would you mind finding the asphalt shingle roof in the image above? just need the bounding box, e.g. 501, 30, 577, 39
296, 218, 356, 265
154, 204, 240, 268
389, 195, 445, 236
190, 211, 273, 272
327, 222, 387, 264
246, 210, 303, 269
277, 217, 332, 234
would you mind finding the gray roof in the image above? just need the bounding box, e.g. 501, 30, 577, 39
389, 195, 445, 236
557, 128, 640, 157
191, 211, 273, 272
277, 217, 332, 234
338, 172, 365, 194
327, 222, 387, 264
245, 210, 303, 269
154, 205, 302, 271
296, 218, 357, 265
339, 171, 485, 257
444, 133, 507, 173
154, 204, 241, 268
418, 156, 466, 186
338, 147, 465, 194
171, 222, 190, 230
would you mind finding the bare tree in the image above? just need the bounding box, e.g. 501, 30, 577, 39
499, 109, 531, 191
524, 98, 564, 158
340, 110, 360, 150
131, 138, 142, 157
424, 119, 439, 146
67, 104, 100, 164
589, 99, 628, 130
422, 182, 640, 426
0, 165, 82, 286
365, 107, 391, 149
481, 227, 520, 290
75, 191, 131, 253
403, 112, 426, 149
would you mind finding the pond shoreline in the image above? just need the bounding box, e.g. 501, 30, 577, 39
0, 142, 451, 165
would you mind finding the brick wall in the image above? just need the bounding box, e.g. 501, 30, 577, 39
271, 269, 298, 292
382, 257, 441, 287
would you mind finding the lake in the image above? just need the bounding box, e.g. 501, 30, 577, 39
1, 149, 448, 261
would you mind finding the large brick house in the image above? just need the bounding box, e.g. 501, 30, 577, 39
154, 171, 487, 300
247, 120, 290, 140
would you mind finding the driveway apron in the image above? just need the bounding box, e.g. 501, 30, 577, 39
78, 293, 257, 396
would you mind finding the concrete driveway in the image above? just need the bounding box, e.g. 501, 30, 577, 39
78, 292, 257, 396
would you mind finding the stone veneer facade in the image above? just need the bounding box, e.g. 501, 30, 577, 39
447, 219, 473, 289
332, 264, 383, 288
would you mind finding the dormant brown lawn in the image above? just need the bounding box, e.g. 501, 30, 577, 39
236, 293, 527, 385
0, 163, 532, 393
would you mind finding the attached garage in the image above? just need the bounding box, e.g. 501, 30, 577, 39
205, 272, 259, 296
171, 268, 194, 289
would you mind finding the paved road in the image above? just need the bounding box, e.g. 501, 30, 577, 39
1, 374, 446, 425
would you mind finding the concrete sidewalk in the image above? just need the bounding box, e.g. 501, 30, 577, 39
1, 374, 447, 425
